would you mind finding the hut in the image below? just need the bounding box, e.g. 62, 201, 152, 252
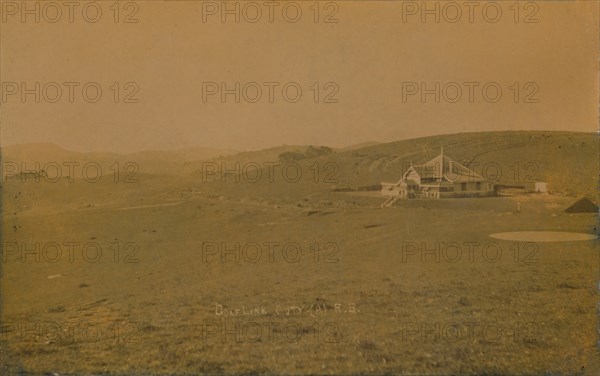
565, 197, 598, 213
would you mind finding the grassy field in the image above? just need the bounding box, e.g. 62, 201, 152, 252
1, 131, 598, 375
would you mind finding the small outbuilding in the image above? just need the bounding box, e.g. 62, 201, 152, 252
534, 182, 548, 194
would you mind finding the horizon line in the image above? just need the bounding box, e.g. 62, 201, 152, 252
1, 129, 595, 155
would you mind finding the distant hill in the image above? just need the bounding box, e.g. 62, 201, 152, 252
3, 132, 597, 199
210, 145, 312, 165
196, 131, 598, 201
1, 143, 237, 176
337, 141, 381, 151
127, 146, 238, 162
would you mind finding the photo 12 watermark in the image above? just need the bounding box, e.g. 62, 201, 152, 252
1, 161, 140, 183
401, 82, 539, 104
201, 241, 340, 264
201, 161, 339, 184
400, 321, 539, 343
201, 82, 339, 104
1, 241, 140, 264
1, 1, 141, 24
200, 1, 340, 24
1, 81, 140, 104
400, 2, 540, 24
0, 320, 139, 344
200, 320, 342, 344
400, 241, 538, 264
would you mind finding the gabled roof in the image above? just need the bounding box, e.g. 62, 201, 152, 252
407, 149, 486, 183
402, 165, 421, 184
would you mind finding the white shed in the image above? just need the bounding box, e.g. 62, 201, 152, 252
534, 182, 548, 193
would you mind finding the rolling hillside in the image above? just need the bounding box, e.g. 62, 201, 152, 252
0, 143, 237, 177
200, 131, 598, 202
3, 131, 597, 201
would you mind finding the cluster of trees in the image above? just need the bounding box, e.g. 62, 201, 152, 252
278, 146, 333, 162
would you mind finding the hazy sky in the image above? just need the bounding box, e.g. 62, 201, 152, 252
1, 1, 598, 152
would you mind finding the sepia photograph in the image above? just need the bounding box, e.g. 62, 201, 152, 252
0, 1, 598, 375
